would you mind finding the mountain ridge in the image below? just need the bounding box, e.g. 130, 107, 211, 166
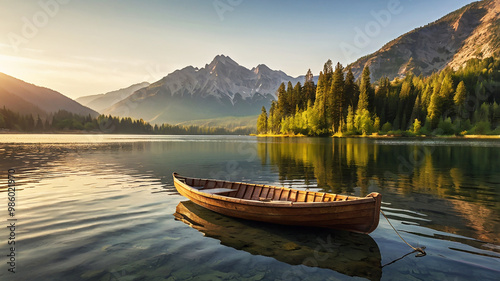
103, 55, 303, 124
349, 0, 500, 81
76, 82, 150, 113
0, 72, 98, 118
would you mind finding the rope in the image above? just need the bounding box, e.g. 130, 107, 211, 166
381, 210, 426, 257
381, 249, 417, 268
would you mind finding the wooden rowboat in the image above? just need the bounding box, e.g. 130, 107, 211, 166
173, 173, 382, 234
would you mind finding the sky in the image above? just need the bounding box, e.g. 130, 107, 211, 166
0, 0, 476, 99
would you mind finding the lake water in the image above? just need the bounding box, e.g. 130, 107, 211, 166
0, 134, 499, 281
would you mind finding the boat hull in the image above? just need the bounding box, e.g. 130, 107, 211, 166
173, 173, 382, 234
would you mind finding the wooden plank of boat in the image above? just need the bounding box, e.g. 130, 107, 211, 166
172, 172, 382, 234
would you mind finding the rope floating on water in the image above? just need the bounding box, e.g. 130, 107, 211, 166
381, 210, 426, 257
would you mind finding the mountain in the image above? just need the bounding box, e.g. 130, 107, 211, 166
76, 82, 150, 113
349, 0, 500, 81
104, 55, 302, 124
0, 72, 98, 117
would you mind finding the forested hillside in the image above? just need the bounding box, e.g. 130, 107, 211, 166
257, 57, 500, 136
0, 108, 252, 135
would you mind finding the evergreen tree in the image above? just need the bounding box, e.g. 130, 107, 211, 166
293, 82, 303, 110
454, 81, 467, 118
303, 69, 316, 105
35, 115, 44, 131
286, 81, 294, 115
427, 81, 442, 127
357, 66, 371, 112
277, 83, 287, 117
439, 73, 455, 117
374, 76, 390, 123
329, 62, 345, 133
314, 71, 328, 130
257, 106, 268, 134
344, 67, 358, 108
413, 119, 421, 134
44, 119, 51, 130
346, 105, 355, 133
269, 100, 280, 134
26, 114, 35, 131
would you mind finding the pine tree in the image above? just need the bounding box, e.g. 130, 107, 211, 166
26, 114, 35, 131
439, 73, 455, 117
286, 81, 294, 115
314, 71, 328, 129
454, 81, 467, 118
357, 66, 371, 112
44, 118, 51, 130
374, 76, 390, 124
427, 91, 442, 128
303, 69, 316, 105
293, 82, 303, 110
257, 106, 268, 134
269, 100, 280, 134
35, 115, 44, 131
323, 60, 334, 89
276, 83, 287, 117
346, 105, 354, 133
413, 119, 422, 134
344, 67, 358, 108
329, 62, 345, 133
427, 81, 442, 127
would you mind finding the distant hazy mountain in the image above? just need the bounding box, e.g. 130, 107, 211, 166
76, 82, 150, 113
0, 72, 98, 117
349, 0, 500, 81
104, 55, 302, 124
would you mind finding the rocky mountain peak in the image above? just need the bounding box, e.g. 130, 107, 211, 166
103, 55, 301, 124
252, 64, 272, 76
349, 0, 500, 82
208, 55, 238, 69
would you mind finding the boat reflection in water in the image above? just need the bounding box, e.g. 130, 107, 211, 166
174, 200, 382, 281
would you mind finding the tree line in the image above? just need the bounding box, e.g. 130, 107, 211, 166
257, 57, 500, 136
0, 107, 253, 135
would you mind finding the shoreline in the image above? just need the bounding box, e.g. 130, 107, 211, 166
254, 133, 500, 139
1, 131, 500, 139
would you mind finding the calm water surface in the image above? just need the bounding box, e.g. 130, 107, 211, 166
0, 134, 499, 280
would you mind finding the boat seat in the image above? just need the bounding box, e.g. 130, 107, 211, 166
200, 188, 238, 194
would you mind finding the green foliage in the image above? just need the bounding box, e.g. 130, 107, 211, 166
357, 66, 371, 112
354, 109, 374, 135
381, 122, 392, 133
344, 67, 358, 108
0, 113, 5, 128
454, 81, 467, 114
261, 57, 500, 137
427, 86, 443, 127
474, 102, 491, 122
413, 119, 422, 134
373, 116, 381, 132
0, 108, 252, 135
469, 121, 491, 135
345, 105, 355, 134
257, 106, 268, 134
437, 117, 455, 135
303, 69, 316, 105
329, 62, 345, 133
